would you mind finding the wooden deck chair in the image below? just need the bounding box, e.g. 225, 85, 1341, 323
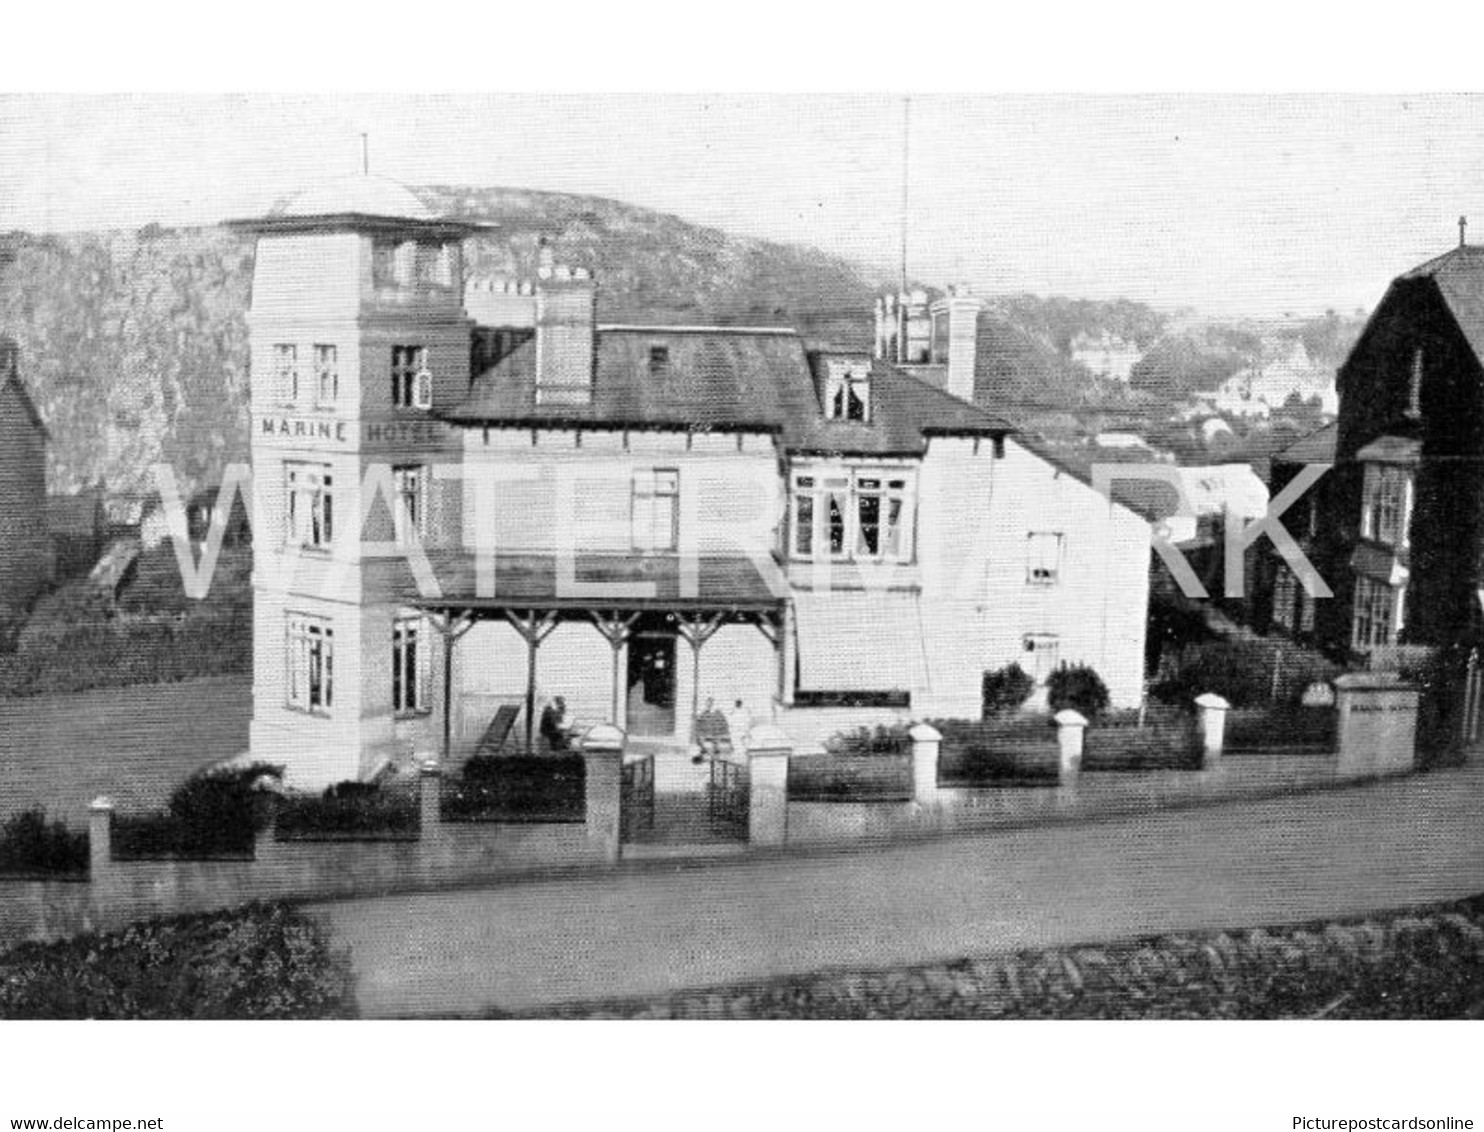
475, 704, 520, 757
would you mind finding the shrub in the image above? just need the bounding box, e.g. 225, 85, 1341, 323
0, 809, 89, 875
115, 761, 282, 859
0, 902, 357, 1019
1151, 638, 1340, 708
982, 664, 1034, 717
1047, 663, 1110, 718
443, 756, 585, 822
822, 724, 911, 758
276, 781, 417, 839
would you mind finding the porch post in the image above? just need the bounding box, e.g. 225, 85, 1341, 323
591, 612, 639, 729
432, 610, 474, 765
676, 612, 724, 744
505, 609, 559, 752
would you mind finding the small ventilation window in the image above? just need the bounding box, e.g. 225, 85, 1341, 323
648, 344, 671, 376
1407, 347, 1423, 419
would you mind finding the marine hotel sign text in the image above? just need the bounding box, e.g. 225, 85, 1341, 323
257, 415, 458, 448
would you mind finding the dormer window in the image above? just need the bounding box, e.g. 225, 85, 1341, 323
648, 344, 671, 376
825, 364, 870, 423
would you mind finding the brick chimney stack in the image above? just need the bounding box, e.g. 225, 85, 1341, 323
535, 263, 597, 406
941, 285, 983, 404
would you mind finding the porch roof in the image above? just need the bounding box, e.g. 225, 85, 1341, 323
409, 551, 788, 614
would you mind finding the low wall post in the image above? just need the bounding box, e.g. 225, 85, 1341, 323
1334, 673, 1419, 778
581, 724, 625, 864
87, 796, 113, 883
909, 723, 942, 807
418, 761, 445, 844
746, 723, 792, 847
1194, 693, 1231, 770
1054, 710, 1087, 783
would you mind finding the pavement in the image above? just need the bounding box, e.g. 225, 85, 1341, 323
311, 760, 1484, 1017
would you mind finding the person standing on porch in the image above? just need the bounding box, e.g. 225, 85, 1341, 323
540, 696, 570, 752
725, 698, 753, 757
693, 697, 729, 764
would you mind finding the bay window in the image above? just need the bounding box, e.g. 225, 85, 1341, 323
790, 468, 913, 563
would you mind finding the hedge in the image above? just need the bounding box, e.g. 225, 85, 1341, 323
528, 893, 1484, 1019
113, 762, 282, 860
0, 809, 89, 876
275, 782, 418, 840
932, 717, 1061, 786
441, 756, 586, 823
787, 753, 914, 803
0, 902, 357, 1019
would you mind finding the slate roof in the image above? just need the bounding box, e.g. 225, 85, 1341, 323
0, 343, 49, 440
403, 551, 788, 611
443, 326, 1012, 455
1397, 244, 1484, 365
1271, 420, 1338, 466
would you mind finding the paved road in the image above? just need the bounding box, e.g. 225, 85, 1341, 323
314, 762, 1484, 1017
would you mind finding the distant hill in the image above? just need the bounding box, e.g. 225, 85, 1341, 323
0, 183, 1366, 499
0, 185, 884, 496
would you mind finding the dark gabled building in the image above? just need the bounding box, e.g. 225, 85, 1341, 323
0, 337, 51, 615
1311, 243, 1484, 663
1252, 420, 1337, 644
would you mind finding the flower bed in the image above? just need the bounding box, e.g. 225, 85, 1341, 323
441, 755, 586, 823
787, 753, 914, 803
0, 809, 88, 877
274, 782, 418, 841
0, 902, 356, 1019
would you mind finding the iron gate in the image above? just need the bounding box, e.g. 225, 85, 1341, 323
620, 755, 655, 841
707, 758, 749, 839
1462, 649, 1484, 749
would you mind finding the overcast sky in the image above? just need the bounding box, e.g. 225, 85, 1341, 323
3, 92, 1482, 319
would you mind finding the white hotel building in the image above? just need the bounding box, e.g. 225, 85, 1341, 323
233, 176, 1152, 787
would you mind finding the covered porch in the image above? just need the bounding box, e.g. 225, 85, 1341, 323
413, 553, 790, 761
